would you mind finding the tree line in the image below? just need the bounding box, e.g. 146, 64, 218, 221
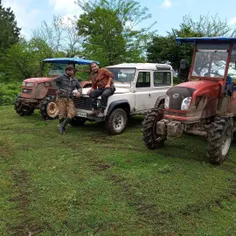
0, 0, 236, 104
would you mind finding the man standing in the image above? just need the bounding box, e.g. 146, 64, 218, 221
87, 62, 115, 116
51, 65, 82, 134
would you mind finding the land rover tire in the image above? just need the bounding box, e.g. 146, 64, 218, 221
105, 108, 128, 135
69, 117, 86, 126
206, 117, 233, 165
14, 95, 34, 116
142, 109, 166, 149
40, 95, 58, 120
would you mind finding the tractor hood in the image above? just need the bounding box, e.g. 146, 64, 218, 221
166, 80, 221, 110
24, 77, 52, 83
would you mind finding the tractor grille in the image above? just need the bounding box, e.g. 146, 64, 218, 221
22, 88, 32, 94
167, 86, 195, 110
74, 97, 93, 110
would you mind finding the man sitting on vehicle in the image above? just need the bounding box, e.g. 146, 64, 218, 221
87, 62, 115, 116
51, 65, 82, 134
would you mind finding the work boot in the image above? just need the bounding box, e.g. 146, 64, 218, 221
58, 118, 71, 134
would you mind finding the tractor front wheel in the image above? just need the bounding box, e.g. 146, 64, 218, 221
14, 95, 34, 116
206, 117, 233, 165
142, 109, 166, 149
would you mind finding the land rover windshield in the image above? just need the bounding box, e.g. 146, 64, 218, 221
107, 68, 136, 83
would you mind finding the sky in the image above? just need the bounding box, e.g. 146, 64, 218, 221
2, 0, 236, 39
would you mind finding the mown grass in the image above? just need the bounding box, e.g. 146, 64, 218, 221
0, 105, 236, 235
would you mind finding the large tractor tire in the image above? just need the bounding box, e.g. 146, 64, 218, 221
69, 117, 86, 126
14, 95, 34, 116
105, 108, 128, 135
206, 117, 233, 165
142, 109, 166, 149
40, 95, 58, 120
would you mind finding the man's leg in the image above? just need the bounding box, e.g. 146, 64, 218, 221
57, 98, 67, 134
59, 99, 76, 133
100, 87, 115, 110
89, 89, 104, 110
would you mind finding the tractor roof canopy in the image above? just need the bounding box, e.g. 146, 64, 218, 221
176, 37, 236, 80
42, 57, 99, 65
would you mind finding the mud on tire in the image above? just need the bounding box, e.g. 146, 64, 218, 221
206, 117, 233, 165
142, 109, 166, 149
14, 95, 34, 116
40, 95, 58, 120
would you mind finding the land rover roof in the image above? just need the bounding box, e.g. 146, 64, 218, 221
106, 63, 172, 70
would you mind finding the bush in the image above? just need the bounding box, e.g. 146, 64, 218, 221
0, 82, 21, 105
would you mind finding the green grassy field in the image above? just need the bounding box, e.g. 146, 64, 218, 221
0, 105, 236, 235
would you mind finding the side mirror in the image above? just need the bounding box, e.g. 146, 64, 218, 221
180, 59, 187, 70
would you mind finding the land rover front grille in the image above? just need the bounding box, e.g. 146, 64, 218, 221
74, 97, 93, 110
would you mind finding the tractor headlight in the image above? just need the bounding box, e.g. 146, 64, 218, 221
25, 82, 35, 87
165, 95, 170, 109
181, 97, 192, 110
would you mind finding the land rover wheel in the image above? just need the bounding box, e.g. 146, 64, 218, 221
69, 117, 86, 126
142, 109, 166, 149
206, 117, 233, 165
40, 95, 58, 120
14, 95, 34, 116
105, 108, 128, 135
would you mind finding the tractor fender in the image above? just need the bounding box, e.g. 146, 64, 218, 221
107, 100, 130, 116
154, 95, 165, 108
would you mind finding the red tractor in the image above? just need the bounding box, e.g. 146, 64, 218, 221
142, 37, 236, 164
14, 57, 93, 119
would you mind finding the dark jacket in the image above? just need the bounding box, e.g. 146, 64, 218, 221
51, 74, 82, 98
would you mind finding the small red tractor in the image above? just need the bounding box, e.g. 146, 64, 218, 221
142, 37, 236, 164
14, 57, 93, 120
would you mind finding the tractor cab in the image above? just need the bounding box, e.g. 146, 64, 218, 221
177, 37, 236, 91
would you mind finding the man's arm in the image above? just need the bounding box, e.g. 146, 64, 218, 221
51, 75, 63, 91
105, 69, 114, 88
75, 79, 82, 96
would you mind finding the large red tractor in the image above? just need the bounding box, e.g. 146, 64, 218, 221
142, 37, 236, 164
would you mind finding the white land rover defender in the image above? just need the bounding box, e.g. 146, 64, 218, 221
54, 63, 173, 134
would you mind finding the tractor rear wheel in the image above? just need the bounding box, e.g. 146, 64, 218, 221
14, 95, 34, 116
40, 95, 58, 120
142, 109, 166, 149
206, 117, 233, 165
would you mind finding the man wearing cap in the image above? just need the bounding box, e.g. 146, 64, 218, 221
87, 62, 115, 116
51, 65, 82, 134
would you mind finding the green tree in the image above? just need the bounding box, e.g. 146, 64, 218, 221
77, 0, 155, 64
0, 0, 21, 52
0, 38, 54, 83
77, 6, 126, 65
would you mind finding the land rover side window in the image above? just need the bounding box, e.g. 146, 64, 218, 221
136, 72, 150, 87
154, 72, 171, 86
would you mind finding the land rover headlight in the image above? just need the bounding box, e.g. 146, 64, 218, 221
165, 95, 170, 109
181, 97, 192, 110
22, 81, 26, 86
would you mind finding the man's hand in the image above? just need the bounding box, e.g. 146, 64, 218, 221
87, 88, 94, 95
105, 84, 110, 88
75, 92, 81, 98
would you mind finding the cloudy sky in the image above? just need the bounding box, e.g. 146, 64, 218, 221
2, 0, 236, 39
